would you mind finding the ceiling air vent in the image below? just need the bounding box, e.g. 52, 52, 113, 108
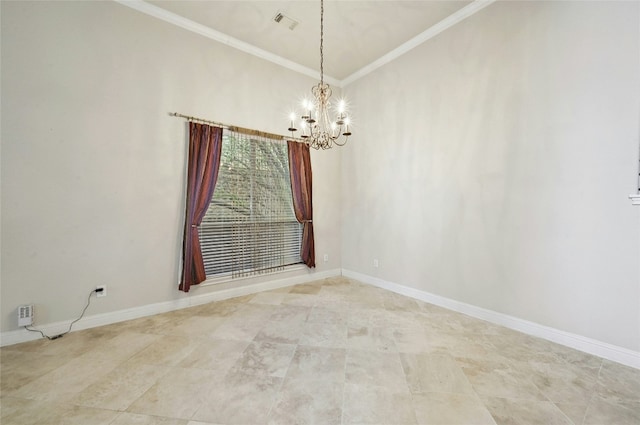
273, 11, 299, 30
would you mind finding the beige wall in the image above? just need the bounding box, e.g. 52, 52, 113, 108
2, 0, 639, 355
342, 1, 640, 351
0, 1, 342, 332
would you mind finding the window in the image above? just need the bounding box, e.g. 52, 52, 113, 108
198, 130, 303, 278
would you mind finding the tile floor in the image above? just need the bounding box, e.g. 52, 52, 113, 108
1, 277, 639, 425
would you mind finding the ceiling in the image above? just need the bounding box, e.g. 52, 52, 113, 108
139, 1, 481, 84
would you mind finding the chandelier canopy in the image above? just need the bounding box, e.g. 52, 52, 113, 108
287, 0, 352, 149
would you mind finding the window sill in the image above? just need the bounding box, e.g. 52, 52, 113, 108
197, 263, 307, 287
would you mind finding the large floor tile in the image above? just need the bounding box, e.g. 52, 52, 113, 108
595, 359, 640, 403
70, 363, 170, 411
229, 341, 296, 378
8, 354, 123, 403
347, 324, 396, 352
554, 402, 589, 425
126, 335, 203, 368
168, 316, 227, 339
285, 345, 346, 383
1, 399, 119, 425
346, 349, 408, 392
209, 315, 266, 341
458, 357, 547, 401
381, 292, 422, 313
400, 352, 475, 395
343, 384, 417, 425
299, 321, 348, 348
268, 378, 343, 425
80, 331, 160, 363
411, 392, 497, 425
483, 396, 574, 425
0, 397, 42, 421
306, 306, 349, 325
269, 305, 312, 322
177, 338, 249, 373
126, 368, 220, 420
393, 327, 442, 354
254, 318, 305, 344
190, 371, 282, 424
583, 395, 640, 425
0, 350, 71, 394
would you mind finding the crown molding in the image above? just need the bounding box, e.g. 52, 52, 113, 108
114, 0, 496, 88
113, 0, 341, 87
341, 0, 496, 86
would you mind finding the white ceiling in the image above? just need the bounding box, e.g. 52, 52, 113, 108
127, 1, 493, 85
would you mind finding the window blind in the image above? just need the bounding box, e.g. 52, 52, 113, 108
199, 130, 303, 278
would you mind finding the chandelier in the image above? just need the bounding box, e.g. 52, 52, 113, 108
287, 0, 352, 149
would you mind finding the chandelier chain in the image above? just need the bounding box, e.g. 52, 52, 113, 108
319, 0, 324, 86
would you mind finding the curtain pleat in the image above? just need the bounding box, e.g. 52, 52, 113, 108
287, 141, 315, 268
179, 123, 223, 292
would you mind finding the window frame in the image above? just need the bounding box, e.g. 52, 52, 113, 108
197, 130, 304, 282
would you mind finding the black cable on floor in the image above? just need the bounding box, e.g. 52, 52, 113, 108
24, 288, 99, 340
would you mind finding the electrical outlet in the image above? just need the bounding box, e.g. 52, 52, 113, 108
96, 285, 107, 298
323, 253, 329, 262
373, 259, 379, 268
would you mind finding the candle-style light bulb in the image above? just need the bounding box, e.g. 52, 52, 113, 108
288, 112, 297, 132
343, 117, 351, 136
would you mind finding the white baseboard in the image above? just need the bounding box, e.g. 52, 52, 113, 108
5, 267, 637, 370
0, 268, 341, 347
342, 269, 640, 370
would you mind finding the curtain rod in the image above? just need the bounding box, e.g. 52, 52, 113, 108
170, 112, 301, 142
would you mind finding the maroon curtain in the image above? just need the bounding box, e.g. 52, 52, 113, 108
287, 141, 315, 268
179, 123, 223, 292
